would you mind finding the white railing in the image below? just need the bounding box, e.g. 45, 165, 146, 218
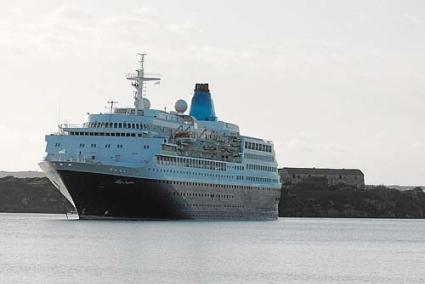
60, 123, 85, 129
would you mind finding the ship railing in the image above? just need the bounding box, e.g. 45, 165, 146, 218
53, 155, 104, 165
60, 123, 86, 129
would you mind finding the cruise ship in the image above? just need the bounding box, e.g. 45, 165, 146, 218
39, 54, 282, 220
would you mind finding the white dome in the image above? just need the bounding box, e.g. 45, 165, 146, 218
175, 99, 188, 113
143, 98, 151, 109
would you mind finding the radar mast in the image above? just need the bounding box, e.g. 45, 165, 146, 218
126, 53, 161, 115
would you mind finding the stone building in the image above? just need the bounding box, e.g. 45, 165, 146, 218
279, 167, 365, 189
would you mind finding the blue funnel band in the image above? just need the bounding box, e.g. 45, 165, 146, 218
189, 87, 217, 121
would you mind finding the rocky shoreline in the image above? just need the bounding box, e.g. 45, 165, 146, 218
1, 175, 424, 218
0, 176, 73, 214
280, 182, 425, 218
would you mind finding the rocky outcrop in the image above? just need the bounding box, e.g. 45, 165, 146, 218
0, 176, 74, 213
279, 182, 425, 218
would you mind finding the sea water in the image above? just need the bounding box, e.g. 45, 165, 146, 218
0, 213, 424, 283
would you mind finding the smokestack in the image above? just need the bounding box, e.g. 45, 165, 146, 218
189, 83, 217, 121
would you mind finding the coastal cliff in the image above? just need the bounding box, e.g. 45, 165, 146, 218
279, 181, 425, 218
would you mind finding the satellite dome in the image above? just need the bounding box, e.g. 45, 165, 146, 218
142, 98, 151, 109
175, 99, 188, 113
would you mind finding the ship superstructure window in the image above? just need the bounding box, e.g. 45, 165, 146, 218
244, 142, 272, 153
244, 153, 274, 162
246, 176, 278, 183
157, 156, 226, 171
69, 130, 147, 137
246, 164, 276, 172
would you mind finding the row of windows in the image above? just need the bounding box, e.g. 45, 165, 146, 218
231, 165, 244, 171
244, 153, 275, 162
291, 174, 359, 180
157, 155, 227, 171
171, 202, 245, 209
79, 143, 125, 149
84, 122, 174, 136
151, 167, 245, 180
169, 191, 234, 199
247, 164, 277, 172
69, 131, 140, 137
146, 177, 277, 190
246, 176, 279, 183
151, 167, 277, 184
86, 121, 146, 129
245, 141, 272, 153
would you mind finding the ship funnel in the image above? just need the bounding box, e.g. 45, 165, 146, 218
189, 83, 217, 121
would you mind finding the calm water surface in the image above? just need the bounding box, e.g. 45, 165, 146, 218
0, 213, 424, 283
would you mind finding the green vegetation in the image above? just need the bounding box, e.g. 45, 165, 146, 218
279, 181, 425, 218
0, 176, 73, 213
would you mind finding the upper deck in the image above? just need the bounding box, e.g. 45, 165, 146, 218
42, 54, 280, 188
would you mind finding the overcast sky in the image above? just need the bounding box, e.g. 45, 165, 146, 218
0, 0, 424, 185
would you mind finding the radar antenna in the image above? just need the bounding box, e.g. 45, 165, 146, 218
107, 100, 118, 114
126, 53, 161, 115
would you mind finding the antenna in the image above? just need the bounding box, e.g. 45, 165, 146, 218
58, 104, 61, 129
107, 101, 118, 114
138, 53, 147, 70
126, 53, 161, 115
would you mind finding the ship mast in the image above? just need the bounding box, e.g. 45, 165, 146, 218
126, 53, 161, 115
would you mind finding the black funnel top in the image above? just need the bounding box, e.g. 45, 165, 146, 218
194, 83, 210, 93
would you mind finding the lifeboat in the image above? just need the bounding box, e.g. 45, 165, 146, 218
174, 131, 191, 138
